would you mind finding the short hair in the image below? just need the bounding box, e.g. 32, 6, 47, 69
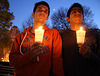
67, 3, 84, 18
33, 1, 50, 16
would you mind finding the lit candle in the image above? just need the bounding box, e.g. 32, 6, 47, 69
76, 27, 86, 44
35, 26, 44, 61
35, 26, 44, 43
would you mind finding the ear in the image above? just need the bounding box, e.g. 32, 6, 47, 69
82, 18, 84, 21
46, 16, 49, 20
32, 12, 35, 18
66, 17, 70, 22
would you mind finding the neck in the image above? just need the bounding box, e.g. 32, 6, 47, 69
70, 23, 82, 31
30, 21, 45, 33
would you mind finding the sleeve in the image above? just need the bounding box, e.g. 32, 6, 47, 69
9, 33, 33, 69
89, 32, 100, 75
89, 31, 100, 64
85, 30, 100, 69
52, 29, 64, 76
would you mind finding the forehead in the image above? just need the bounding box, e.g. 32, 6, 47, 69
37, 5, 48, 10
71, 7, 82, 11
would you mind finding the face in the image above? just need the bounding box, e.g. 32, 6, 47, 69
67, 7, 84, 24
32, 5, 49, 23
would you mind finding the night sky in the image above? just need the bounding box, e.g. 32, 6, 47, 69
8, 0, 100, 30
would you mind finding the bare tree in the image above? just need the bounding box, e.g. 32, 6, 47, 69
19, 15, 34, 32
82, 6, 97, 29
22, 15, 34, 29
51, 6, 97, 30
51, 7, 69, 30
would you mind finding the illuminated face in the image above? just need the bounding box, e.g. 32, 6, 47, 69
68, 7, 84, 24
32, 5, 49, 23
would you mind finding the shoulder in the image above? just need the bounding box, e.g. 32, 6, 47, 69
86, 29, 97, 34
60, 29, 72, 36
48, 28, 58, 32
85, 29, 98, 49
46, 28, 60, 34
86, 29, 99, 38
15, 32, 26, 40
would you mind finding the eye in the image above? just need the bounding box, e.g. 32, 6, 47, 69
78, 10, 82, 13
44, 10, 48, 13
36, 8, 48, 14
73, 11, 76, 13
37, 9, 41, 12
71, 11, 76, 14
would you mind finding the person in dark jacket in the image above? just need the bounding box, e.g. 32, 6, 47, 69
61, 3, 100, 76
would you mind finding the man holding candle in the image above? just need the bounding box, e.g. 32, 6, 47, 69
9, 1, 64, 76
61, 3, 100, 76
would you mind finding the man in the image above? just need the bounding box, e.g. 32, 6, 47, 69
9, 1, 64, 76
61, 3, 100, 76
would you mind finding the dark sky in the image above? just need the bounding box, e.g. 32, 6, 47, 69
8, 0, 100, 30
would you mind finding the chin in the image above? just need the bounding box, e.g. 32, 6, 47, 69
38, 18, 43, 21
38, 20, 45, 23
75, 20, 82, 23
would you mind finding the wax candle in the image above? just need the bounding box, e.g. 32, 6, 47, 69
76, 27, 86, 44
35, 26, 44, 43
35, 26, 44, 61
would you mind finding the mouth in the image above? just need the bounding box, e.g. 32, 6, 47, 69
38, 16, 44, 20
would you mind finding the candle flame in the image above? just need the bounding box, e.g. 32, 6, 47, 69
38, 26, 42, 29
80, 27, 82, 31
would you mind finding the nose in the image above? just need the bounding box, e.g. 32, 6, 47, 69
40, 10, 45, 13
76, 11, 80, 14
76, 11, 81, 16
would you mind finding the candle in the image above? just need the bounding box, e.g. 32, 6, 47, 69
35, 26, 44, 43
35, 26, 44, 61
76, 27, 86, 44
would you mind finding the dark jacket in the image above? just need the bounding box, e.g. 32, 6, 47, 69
61, 29, 100, 76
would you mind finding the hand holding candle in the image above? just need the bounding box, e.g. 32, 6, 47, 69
29, 42, 43, 61
76, 27, 86, 44
35, 26, 44, 43
35, 26, 44, 61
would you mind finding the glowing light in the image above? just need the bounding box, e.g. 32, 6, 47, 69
35, 26, 44, 43
76, 27, 86, 44
80, 27, 82, 31
1, 57, 3, 59
53, 9, 55, 11
35, 26, 44, 61
38, 26, 42, 29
